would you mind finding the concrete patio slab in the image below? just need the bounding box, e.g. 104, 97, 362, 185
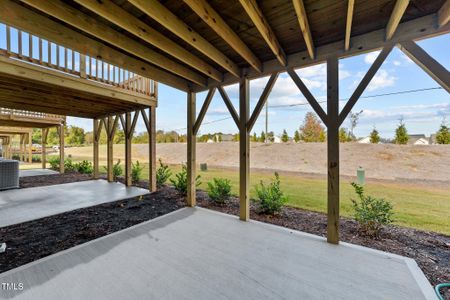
0, 180, 148, 227
19, 169, 59, 177
0, 207, 435, 300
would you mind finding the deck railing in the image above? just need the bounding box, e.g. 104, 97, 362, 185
0, 108, 65, 123
0, 24, 157, 98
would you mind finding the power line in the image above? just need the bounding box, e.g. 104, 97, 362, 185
169, 86, 445, 132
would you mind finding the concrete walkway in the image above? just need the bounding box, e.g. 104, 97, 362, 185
0, 207, 435, 300
0, 180, 148, 227
19, 169, 59, 177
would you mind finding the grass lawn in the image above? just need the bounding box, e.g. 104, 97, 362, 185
36, 156, 450, 235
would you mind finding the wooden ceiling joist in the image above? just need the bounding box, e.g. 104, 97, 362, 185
345, 0, 355, 51
386, 0, 410, 40
183, 0, 262, 73
1, 0, 191, 91
238, 0, 287, 66
73, 0, 222, 82
129, 0, 239, 78
20, 0, 206, 87
438, 0, 450, 27
292, 0, 315, 59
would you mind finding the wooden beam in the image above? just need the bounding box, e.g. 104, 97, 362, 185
125, 112, 132, 186
239, 76, 250, 221
106, 116, 114, 182
93, 119, 100, 179
247, 73, 279, 131
193, 14, 449, 93
338, 44, 394, 125
58, 124, 65, 174
399, 41, 450, 93
74, 0, 222, 82
345, 0, 355, 51
3, 0, 192, 90
28, 133, 32, 163
326, 56, 340, 245
287, 69, 328, 126
193, 88, 216, 135
183, 0, 262, 73
292, 0, 315, 59
41, 128, 49, 169
187, 91, 196, 206
217, 87, 240, 128
129, 0, 238, 78
239, 0, 287, 66
439, 0, 450, 27
386, 0, 410, 41
148, 107, 157, 192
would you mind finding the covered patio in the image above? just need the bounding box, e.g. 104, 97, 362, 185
0, 207, 436, 299
0, 0, 449, 298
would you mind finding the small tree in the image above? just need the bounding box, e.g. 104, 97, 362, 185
251, 132, 258, 142
349, 110, 363, 140
281, 129, 289, 142
339, 128, 352, 142
395, 119, 409, 145
299, 112, 326, 142
436, 119, 450, 144
260, 131, 266, 143
293, 130, 300, 143
156, 159, 172, 188
253, 172, 287, 215
131, 161, 144, 184
370, 127, 380, 144
170, 163, 201, 195
207, 178, 232, 204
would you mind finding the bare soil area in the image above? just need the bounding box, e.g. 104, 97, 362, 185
1, 174, 448, 297
67, 142, 450, 183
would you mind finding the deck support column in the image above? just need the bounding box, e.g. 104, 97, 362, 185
187, 91, 196, 206
28, 133, 32, 163
41, 128, 49, 169
19, 134, 24, 161
239, 75, 250, 221
58, 124, 65, 173
148, 107, 156, 191
124, 112, 132, 186
326, 56, 340, 244
106, 116, 114, 182
93, 119, 100, 179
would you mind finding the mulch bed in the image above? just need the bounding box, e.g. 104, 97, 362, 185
1, 173, 449, 298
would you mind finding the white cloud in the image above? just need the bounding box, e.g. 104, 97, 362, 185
364, 51, 381, 64
393, 60, 401, 66
367, 69, 397, 91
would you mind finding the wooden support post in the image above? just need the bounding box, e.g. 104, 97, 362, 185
20, 134, 24, 161
326, 56, 340, 244
187, 91, 196, 206
42, 128, 49, 169
28, 133, 32, 163
125, 112, 132, 186
149, 107, 156, 191
58, 124, 65, 174
93, 119, 100, 179
80, 54, 86, 78
106, 116, 114, 182
239, 76, 250, 221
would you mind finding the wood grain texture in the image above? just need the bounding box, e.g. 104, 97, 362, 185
292, 0, 315, 58
386, 0, 410, 40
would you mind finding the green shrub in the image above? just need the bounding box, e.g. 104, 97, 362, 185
76, 160, 93, 175
64, 158, 77, 172
156, 159, 172, 188
103, 160, 123, 181
207, 178, 232, 204
48, 156, 60, 170
131, 161, 144, 183
12, 153, 20, 160
253, 172, 287, 215
350, 182, 394, 237
32, 155, 41, 163
170, 163, 200, 195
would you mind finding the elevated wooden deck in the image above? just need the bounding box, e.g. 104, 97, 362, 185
0, 25, 157, 118
0, 109, 64, 128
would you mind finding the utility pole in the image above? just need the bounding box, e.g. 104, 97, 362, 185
265, 101, 268, 143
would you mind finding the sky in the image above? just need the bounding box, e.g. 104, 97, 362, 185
1, 23, 449, 139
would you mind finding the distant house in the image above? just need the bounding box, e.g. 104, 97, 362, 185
273, 136, 282, 143
358, 137, 371, 144
408, 134, 429, 145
